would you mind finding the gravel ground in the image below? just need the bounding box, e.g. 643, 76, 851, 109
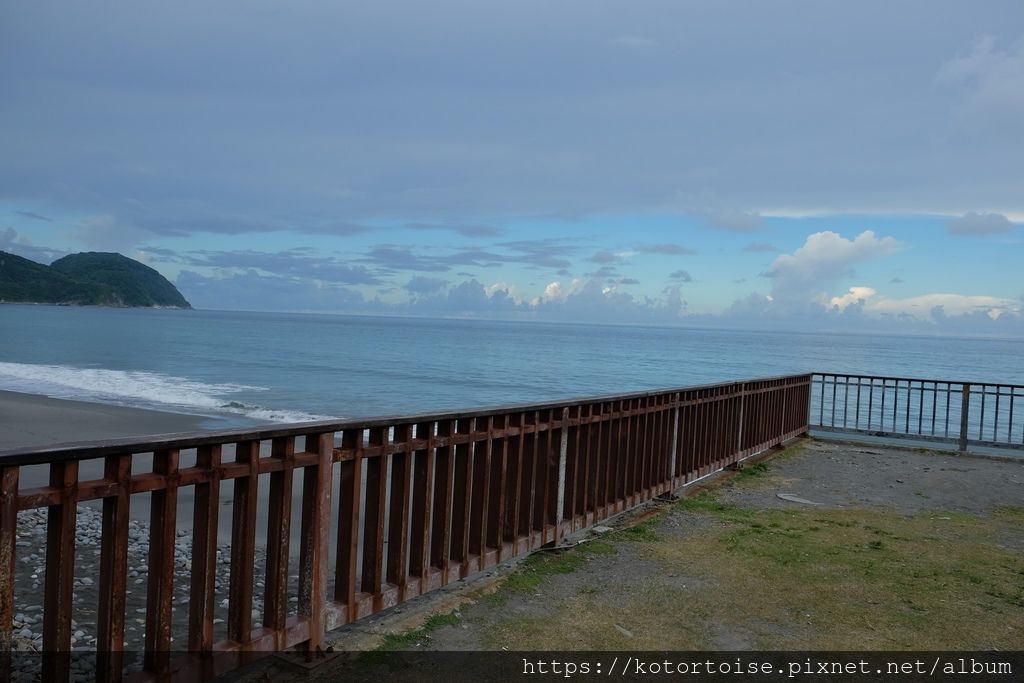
400, 440, 1024, 652
715, 440, 1024, 514
10, 505, 277, 682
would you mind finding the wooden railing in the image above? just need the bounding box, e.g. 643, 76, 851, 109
0, 374, 811, 681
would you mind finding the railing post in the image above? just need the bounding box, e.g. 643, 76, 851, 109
0, 466, 18, 680
736, 383, 746, 455
668, 404, 679, 486
959, 383, 971, 452
299, 432, 333, 657
555, 407, 569, 544
43, 461, 78, 682
802, 374, 813, 436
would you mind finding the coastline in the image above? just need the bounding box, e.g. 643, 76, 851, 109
0, 389, 243, 452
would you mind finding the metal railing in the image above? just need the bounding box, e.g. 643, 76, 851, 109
0, 374, 810, 681
811, 373, 1024, 452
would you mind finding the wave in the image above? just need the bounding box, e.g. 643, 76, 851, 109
0, 362, 334, 423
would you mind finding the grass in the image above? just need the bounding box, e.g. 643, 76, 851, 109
383, 443, 1024, 651
484, 548, 589, 604
377, 612, 462, 651
606, 514, 663, 542
470, 451, 1024, 650
475, 499, 1024, 649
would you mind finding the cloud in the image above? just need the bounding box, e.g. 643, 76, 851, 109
176, 269, 366, 312
889, 277, 905, 284
947, 211, 1014, 235
586, 265, 619, 278
936, 35, 1024, 124
404, 276, 449, 295
404, 222, 503, 238
828, 286, 877, 310
495, 239, 576, 270
538, 281, 567, 303
71, 214, 155, 250
765, 230, 903, 305
181, 248, 383, 285
743, 242, 778, 253
668, 270, 693, 282
0, 227, 68, 263
2, 5, 1023, 236
708, 210, 762, 232
636, 243, 695, 255
362, 245, 451, 273
315, 221, 374, 236
362, 239, 577, 274
829, 285, 1020, 321
15, 211, 51, 222
588, 250, 621, 264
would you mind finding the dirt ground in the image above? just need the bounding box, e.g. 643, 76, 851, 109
410, 440, 1024, 652
234, 438, 1024, 679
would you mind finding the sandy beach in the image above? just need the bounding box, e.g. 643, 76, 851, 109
0, 390, 237, 452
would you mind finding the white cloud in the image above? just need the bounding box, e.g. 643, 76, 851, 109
829, 286, 877, 310
542, 281, 566, 301
530, 281, 568, 305
828, 285, 1019, 321
947, 211, 1014, 235
485, 280, 526, 304
766, 230, 903, 304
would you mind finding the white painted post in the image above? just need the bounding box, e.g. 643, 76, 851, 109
556, 407, 569, 542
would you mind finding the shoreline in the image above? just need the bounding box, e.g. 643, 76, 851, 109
0, 389, 251, 452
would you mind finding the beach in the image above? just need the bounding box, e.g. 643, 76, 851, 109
1, 392, 276, 669
0, 390, 231, 452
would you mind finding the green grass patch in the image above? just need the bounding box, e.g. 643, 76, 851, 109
579, 540, 617, 555
607, 515, 663, 542
467, 484, 1024, 651
676, 493, 755, 522
485, 549, 588, 605
377, 611, 461, 651
733, 461, 770, 480
993, 505, 1024, 520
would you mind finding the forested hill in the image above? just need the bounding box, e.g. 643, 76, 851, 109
0, 251, 191, 308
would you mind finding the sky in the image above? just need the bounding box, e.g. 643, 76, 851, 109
2, 1, 1023, 336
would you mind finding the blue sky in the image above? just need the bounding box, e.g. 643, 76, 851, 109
2, 1, 1022, 335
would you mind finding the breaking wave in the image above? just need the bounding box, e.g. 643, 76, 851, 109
0, 362, 333, 423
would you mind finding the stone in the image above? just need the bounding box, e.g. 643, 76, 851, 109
777, 493, 822, 506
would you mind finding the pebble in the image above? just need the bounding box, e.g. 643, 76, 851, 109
13, 504, 269, 651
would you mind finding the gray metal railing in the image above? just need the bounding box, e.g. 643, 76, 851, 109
811, 373, 1024, 452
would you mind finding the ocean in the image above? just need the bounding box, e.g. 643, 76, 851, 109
1, 304, 1022, 425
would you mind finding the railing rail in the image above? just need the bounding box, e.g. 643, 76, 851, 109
0, 373, 811, 681
810, 373, 1024, 452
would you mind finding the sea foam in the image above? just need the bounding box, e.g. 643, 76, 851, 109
0, 362, 333, 423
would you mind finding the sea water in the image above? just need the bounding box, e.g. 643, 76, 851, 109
1, 304, 1021, 424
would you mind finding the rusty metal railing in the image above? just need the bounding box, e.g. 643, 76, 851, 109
811, 373, 1024, 452
0, 374, 811, 681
